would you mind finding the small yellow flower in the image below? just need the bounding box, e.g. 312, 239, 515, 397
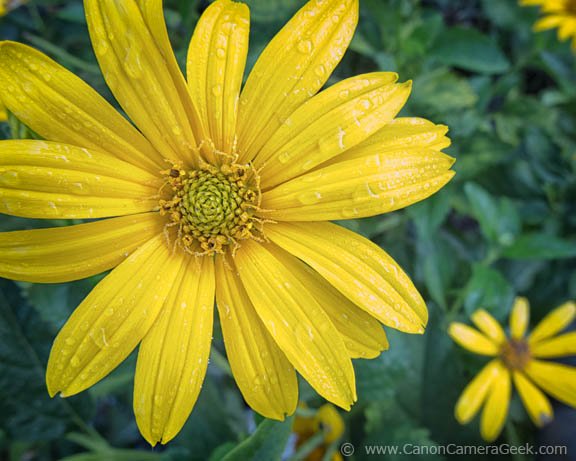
521, 0, 576, 50
0, 0, 454, 445
449, 298, 576, 442
293, 404, 345, 461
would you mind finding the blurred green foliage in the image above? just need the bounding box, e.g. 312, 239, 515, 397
1, 0, 575, 460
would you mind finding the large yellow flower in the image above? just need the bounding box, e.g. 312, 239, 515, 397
449, 298, 576, 442
521, 0, 576, 50
0, 0, 454, 445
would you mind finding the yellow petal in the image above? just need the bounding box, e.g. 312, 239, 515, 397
215, 255, 298, 419
327, 117, 451, 166
471, 309, 506, 345
235, 240, 357, 410
237, 0, 359, 162
448, 323, 499, 356
46, 235, 185, 397
85, 0, 199, 166
266, 221, 427, 333
534, 15, 564, 31
524, 359, 576, 408
0, 98, 6, 122
0, 41, 162, 172
510, 297, 530, 340
480, 363, 511, 442
134, 255, 215, 446
512, 371, 553, 427
0, 140, 159, 219
257, 73, 412, 189
187, 0, 249, 154
0, 212, 163, 283
531, 332, 576, 358
455, 359, 500, 424
529, 301, 576, 344
271, 246, 389, 359
316, 404, 345, 443
261, 149, 454, 221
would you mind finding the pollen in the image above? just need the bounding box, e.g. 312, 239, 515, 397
159, 159, 262, 255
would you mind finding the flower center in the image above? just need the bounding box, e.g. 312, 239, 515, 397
160, 161, 262, 255
500, 339, 531, 371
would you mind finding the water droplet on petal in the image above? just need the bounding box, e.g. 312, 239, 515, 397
296, 39, 313, 54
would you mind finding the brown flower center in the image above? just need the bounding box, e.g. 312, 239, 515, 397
500, 339, 531, 371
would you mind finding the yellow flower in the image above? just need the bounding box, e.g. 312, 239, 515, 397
449, 298, 576, 442
521, 0, 576, 50
0, 0, 454, 445
293, 404, 345, 461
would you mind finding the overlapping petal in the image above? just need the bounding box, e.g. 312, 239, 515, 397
524, 359, 576, 407
480, 362, 511, 442
46, 235, 184, 397
134, 255, 215, 446
512, 371, 553, 427
0, 140, 159, 219
455, 359, 500, 424
237, 0, 358, 162
235, 240, 356, 410
267, 221, 427, 333
449, 323, 499, 356
187, 0, 249, 155
529, 301, 576, 344
0, 213, 163, 283
0, 41, 163, 172
215, 255, 298, 420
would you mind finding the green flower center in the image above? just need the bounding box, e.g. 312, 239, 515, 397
500, 339, 531, 371
160, 162, 261, 255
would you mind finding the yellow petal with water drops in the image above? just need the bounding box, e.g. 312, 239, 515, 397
0, 213, 163, 283
471, 309, 506, 345
271, 244, 389, 359
46, 235, 184, 398
448, 323, 499, 356
531, 331, 576, 358
529, 301, 576, 344
134, 255, 215, 446
266, 222, 427, 334
236, 0, 358, 162
256, 73, 412, 189
510, 297, 530, 340
524, 359, 576, 408
85, 0, 199, 166
261, 149, 454, 221
480, 363, 511, 442
455, 359, 500, 424
512, 371, 553, 427
187, 0, 249, 155
215, 255, 298, 420
325, 117, 450, 166
0, 140, 159, 219
235, 240, 357, 410
0, 41, 163, 172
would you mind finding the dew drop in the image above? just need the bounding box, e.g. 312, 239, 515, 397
297, 190, 323, 205
296, 39, 313, 54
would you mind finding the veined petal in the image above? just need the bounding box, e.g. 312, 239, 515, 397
256, 73, 412, 189
529, 301, 576, 344
46, 235, 184, 397
0, 213, 163, 283
449, 323, 499, 356
0, 140, 159, 219
480, 363, 511, 442
455, 359, 500, 424
512, 371, 553, 427
187, 0, 249, 154
471, 309, 506, 345
134, 255, 215, 446
261, 149, 454, 221
235, 240, 357, 410
510, 297, 530, 340
524, 359, 576, 408
266, 221, 427, 334
531, 332, 576, 358
215, 255, 298, 419
0, 41, 163, 172
272, 245, 389, 359
237, 0, 358, 162
85, 0, 199, 166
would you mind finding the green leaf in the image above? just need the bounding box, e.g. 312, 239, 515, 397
503, 234, 576, 260
430, 27, 510, 74
221, 417, 294, 461
463, 264, 514, 317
